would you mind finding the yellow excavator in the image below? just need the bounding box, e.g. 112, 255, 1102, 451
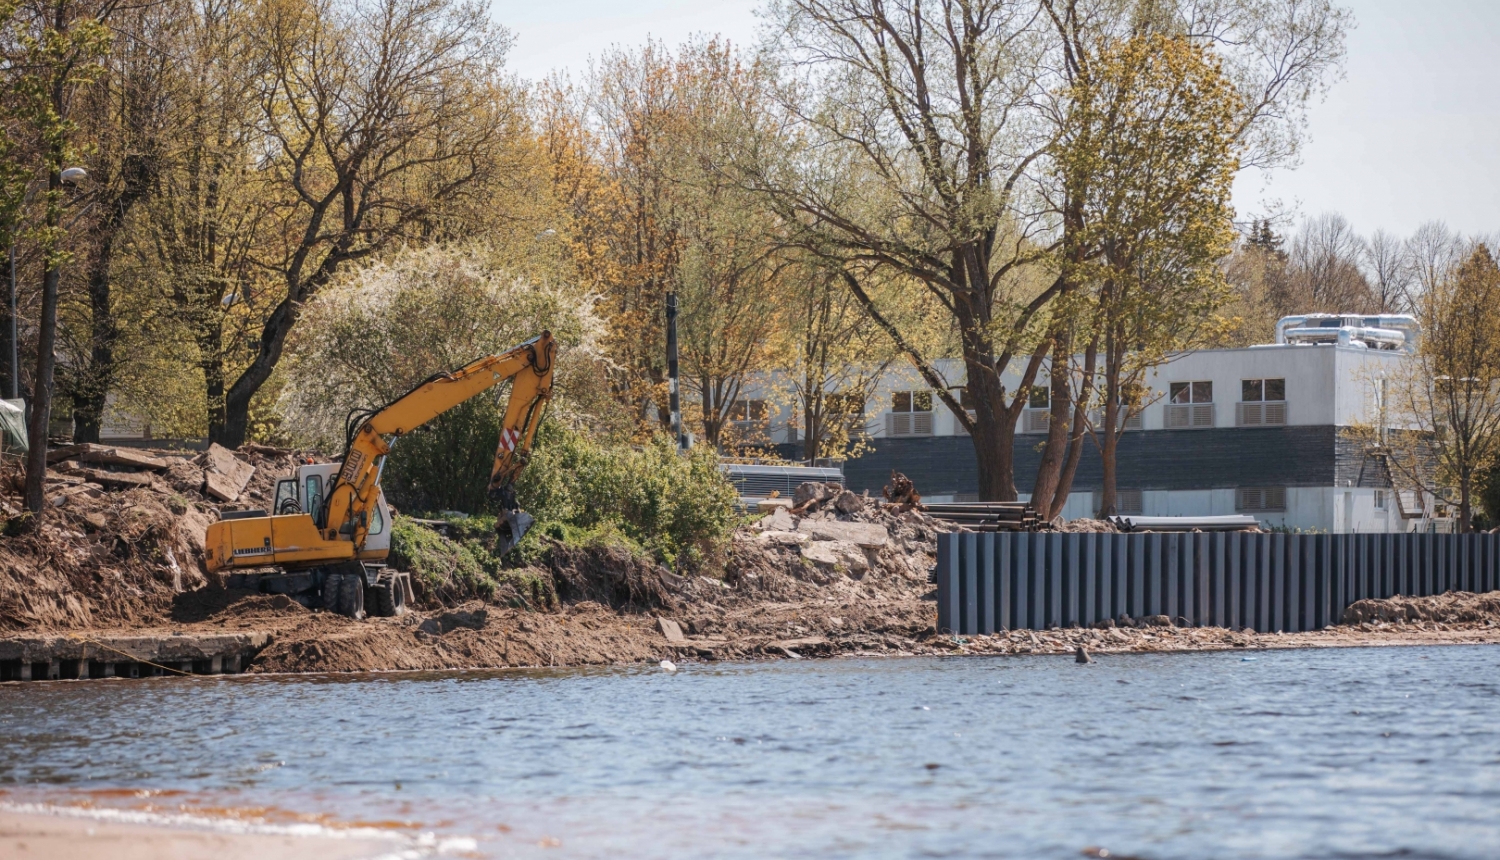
204, 332, 556, 618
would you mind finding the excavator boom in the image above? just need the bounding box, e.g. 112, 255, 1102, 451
329, 331, 555, 555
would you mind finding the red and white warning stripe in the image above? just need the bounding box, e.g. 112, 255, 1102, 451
499, 428, 522, 452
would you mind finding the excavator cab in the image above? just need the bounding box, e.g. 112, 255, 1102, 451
271, 464, 394, 557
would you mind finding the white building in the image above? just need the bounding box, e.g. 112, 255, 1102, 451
736, 314, 1444, 533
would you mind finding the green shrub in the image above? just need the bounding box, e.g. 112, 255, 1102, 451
515, 423, 740, 567
389, 515, 553, 608
383, 398, 504, 515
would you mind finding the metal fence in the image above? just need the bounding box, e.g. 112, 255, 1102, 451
935, 531, 1500, 635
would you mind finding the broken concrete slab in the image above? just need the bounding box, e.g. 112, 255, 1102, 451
201, 443, 255, 502
656, 617, 686, 643
758, 529, 807, 546
761, 506, 795, 531
59, 466, 154, 489
801, 539, 869, 573
794, 481, 840, 508
796, 519, 888, 548
48, 443, 168, 471
833, 491, 866, 514
756, 498, 793, 514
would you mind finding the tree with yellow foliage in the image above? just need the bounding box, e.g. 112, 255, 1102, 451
1383, 245, 1500, 532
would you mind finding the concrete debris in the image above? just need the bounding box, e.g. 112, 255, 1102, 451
657, 617, 686, 643
760, 506, 795, 532
756, 498, 793, 514
833, 490, 866, 515
759, 530, 807, 546
56, 464, 156, 490
792, 480, 843, 510
47, 443, 168, 471
200, 444, 256, 502
800, 539, 869, 573
796, 519, 888, 549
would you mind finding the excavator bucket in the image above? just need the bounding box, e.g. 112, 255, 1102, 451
496, 508, 535, 555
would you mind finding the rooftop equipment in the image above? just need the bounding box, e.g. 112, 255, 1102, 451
1273, 313, 1419, 353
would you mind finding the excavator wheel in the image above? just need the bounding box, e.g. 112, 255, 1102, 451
321, 572, 347, 613
320, 569, 367, 619
367, 571, 406, 618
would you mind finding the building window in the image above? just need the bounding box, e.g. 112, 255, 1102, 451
1165, 381, 1214, 428
727, 399, 768, 424
887, 390, 933, 436
1021, 384, 1050, 433
1094, 489, 1144, 515
1237, 378, 1287, 426
1374, 489, 1387, 510
1089, 405, 1144, 432
1237, 487, 1287, 512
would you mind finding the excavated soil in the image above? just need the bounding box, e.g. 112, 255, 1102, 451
4, 460, 1500, 675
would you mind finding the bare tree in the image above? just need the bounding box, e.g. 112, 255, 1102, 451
1288, 212, 1374, 311
1363, 228, 1413, 312
752, 0, 1061, 501
1405, 220, 1464, 308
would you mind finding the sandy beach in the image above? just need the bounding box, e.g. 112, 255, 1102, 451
0, 809, 396, 860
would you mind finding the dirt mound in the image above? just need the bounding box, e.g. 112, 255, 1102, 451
1341, 590, 1500, 625
0, 462, 208, 631
247, 602, 667, 673
547, 541, 680, 609
0, 441, 323, 633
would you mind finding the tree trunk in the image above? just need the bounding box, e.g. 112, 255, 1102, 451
220, 293, 297, 447
1047, 338, 1099, 519
71, 155, 153, 442
71, 250, 116, 443
1031, 335, 1071, 515
23, 236, 62, 513
201, 331, 225, 445
1, 249, 14, 400
964, 348, 1020, 501
1100, 367, 1121, 517
1459, 471, 1472, 533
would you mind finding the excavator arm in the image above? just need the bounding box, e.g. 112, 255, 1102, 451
324, 331, 555, 554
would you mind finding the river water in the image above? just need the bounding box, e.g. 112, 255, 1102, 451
1, 646, 1498, 858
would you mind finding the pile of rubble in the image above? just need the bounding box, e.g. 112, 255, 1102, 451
1341, 591, 1500, 626
749, 481, 946, 580
0, 442, 316, 631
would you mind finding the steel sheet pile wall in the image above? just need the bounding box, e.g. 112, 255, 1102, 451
936, 532, 1500, 635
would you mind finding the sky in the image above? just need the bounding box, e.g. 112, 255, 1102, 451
497, 0, 1500, 240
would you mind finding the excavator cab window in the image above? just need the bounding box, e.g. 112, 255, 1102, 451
368, 503, 384, 536
274, 479, 299, 515
305, 475, 325, 528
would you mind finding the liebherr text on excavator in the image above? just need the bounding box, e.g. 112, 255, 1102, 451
204, 332, 556, 618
